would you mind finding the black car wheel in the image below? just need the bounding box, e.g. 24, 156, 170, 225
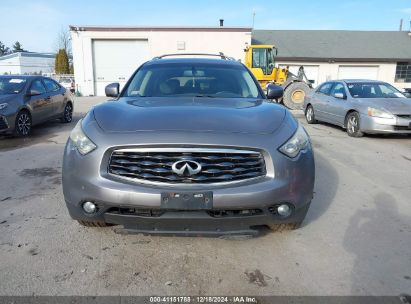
346, 112, 364, 137
14, 111, 32, 137
62, 103, 73, 123
305, 105, 317, 124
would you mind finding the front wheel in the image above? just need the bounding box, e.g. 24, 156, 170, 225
62, 103, 73, 123
346, 112, 364, 137
305, 105, 317, 124
14, 111, 32, 137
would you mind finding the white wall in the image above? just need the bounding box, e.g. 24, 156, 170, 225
277, 61, 407, 90
71, 28, 252, 96
0, 55, 22, 74
20, 56, 55, 74
0, 54, 55, 75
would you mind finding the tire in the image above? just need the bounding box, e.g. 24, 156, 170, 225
77, 220, 111, 227
305, 105, 317, 124
62, 102, 73, 123
346, 112, 364, 137
14, 110, 32, 137
268, 222, 302, 232
282, 82, 311, 110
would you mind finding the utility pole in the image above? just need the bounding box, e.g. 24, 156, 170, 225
252, 10, 256, 29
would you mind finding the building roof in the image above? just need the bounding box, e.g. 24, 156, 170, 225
0, 52, 56, 61
252, 30, 411, 62
69, 25, 252, 33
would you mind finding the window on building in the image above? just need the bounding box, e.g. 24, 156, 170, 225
395, 62, 411, 83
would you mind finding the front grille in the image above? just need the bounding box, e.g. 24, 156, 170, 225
0, 116, 8, 130
108, 148, 266, 184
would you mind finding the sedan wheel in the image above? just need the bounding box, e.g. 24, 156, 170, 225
14, 111, 32, 137
62, 103, 73, 123
346, 112, 364, 137
305, 105, 317, 124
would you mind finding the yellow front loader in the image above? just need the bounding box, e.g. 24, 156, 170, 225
244, 45, 313, 110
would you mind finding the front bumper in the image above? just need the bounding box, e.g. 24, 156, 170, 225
62, 119, 315, 235
0, 115, 14, 134
360, 114, 411, 134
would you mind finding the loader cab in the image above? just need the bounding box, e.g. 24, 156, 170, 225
251, 46, 277, 75
244, 45, 287, 88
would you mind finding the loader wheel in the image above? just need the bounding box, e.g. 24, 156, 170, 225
282, 82, 311, 110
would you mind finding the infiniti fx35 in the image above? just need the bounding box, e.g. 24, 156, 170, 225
62, 56, 315, 236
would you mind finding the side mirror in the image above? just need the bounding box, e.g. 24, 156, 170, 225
334, 92, 346, 99
266, 83, 284, 100
27, 89, 41, 96
403, 92, 411, 98
105, 83, 120, 97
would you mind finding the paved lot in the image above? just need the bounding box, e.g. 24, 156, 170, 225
0, 97, 410, 296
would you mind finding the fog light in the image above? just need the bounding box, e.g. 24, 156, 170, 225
82, 201, 97, 214
277, 204, 291, 217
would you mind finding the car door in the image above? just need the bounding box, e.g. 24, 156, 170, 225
312, 82, 333, 121
327, 82, 348, 126
27, 79, 53, 123
42, 78, 65, 117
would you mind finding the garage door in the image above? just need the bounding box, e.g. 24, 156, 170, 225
279, 65, 319, 86
338, 66, 379, 80
92, 40, 149, 96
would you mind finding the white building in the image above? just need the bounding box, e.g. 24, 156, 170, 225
0, 52, 55, 75
252, 30, 411, 91
70, 25, 252, 96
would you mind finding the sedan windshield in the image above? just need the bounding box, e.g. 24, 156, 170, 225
0, 78, 27, 94
347, 82, 406, 98
124, 63, 261, 98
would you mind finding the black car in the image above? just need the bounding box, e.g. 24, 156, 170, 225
0, 75, 74, 136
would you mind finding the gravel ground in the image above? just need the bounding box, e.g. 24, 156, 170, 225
0, 96, 410, 296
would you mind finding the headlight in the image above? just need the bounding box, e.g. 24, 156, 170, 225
69, 120, 97, 155
279, 124, 309, 158
367, 107, 393, 119
0, 103, 8, 110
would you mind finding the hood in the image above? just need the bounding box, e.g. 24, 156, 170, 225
93, 97, 286, 134
0, 94, 17, 103
359, 98, 411, 115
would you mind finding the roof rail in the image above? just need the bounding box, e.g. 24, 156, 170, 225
152, 53, 235, 60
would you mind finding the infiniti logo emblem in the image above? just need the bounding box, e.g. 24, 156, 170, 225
171, 160, 202, 176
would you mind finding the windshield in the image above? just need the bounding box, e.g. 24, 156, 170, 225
0, 77, 27, 94
347, 82, 406, 98
124, 63, 261, 98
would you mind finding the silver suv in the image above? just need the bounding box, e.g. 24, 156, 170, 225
62, 55, 315, 236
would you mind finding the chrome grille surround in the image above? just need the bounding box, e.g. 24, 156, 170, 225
108, 148, 267, 185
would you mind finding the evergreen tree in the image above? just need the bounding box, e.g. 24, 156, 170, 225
0, 41, 10, 56
12, 41, 26, 53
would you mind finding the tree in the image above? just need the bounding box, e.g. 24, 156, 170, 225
55, 49, 70, 74
55, 27, 71, 55
0, 41, 10, 56
12, 41, 26, 53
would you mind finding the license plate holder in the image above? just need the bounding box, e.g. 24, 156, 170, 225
161, 192, 213, 210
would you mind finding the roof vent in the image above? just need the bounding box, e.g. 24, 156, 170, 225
219, 19, 224, 27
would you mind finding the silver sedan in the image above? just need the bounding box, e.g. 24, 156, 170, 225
303, 79, 411, 137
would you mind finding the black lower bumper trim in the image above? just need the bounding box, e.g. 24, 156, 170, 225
103, 205, 309, 236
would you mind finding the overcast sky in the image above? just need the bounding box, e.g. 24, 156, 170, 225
1, 0, 411, 53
